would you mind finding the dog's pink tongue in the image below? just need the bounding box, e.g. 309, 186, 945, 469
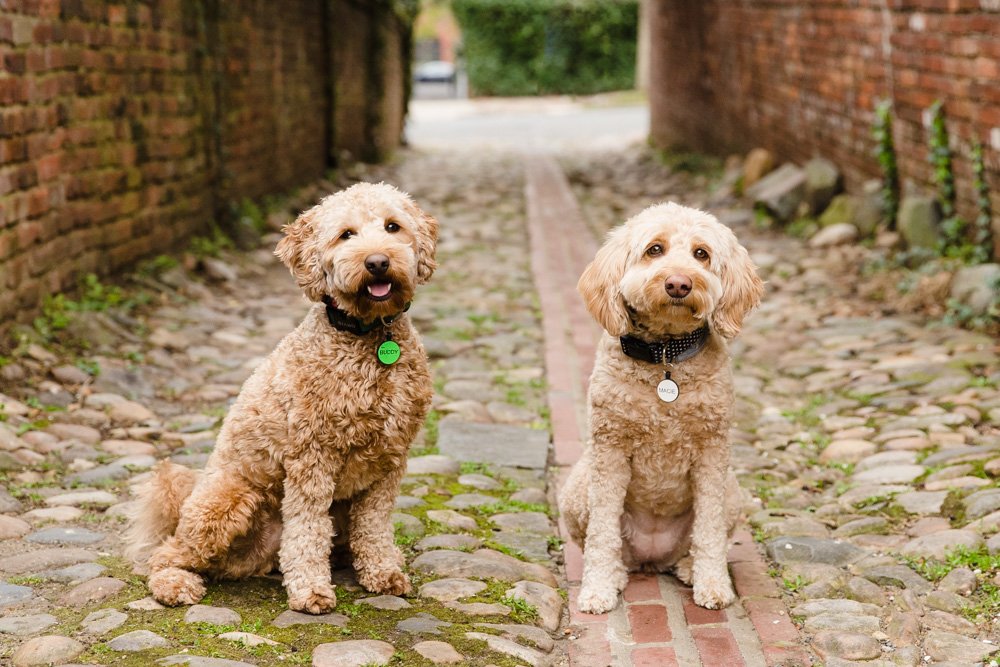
368, 283, 392, 298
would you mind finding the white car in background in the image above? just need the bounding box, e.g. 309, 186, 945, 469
414, 60, 456, 84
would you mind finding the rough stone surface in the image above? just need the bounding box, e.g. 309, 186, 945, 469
184, 605, 241, 626
159, 657, 256, 667
411, 549, 558, 587
41, 562, 107, 584
0, 614, 58, 635
949, 263, 1000, 314
156, 655, 256, 667
924, 630, 995, 663
491, 512, 552, 534
458, 473, 501, 490
765, 536, 865, 566
419, 577, 487, 602
44, 490, 118, 507
406, 455, 460, 475
791, 599, 882, 618
81, 609, 129, 635
0, 582, 34, 607
820, 439, 876, 463
413, 640, 464, 664
271, 610, 348, 628
896, 490, 948, 515
311, 640, 396, 666
218, 631, 279, 646
59, 577, 126, 606
426, 509, 478, 531
397, 612, 452, 635
809, 223, 858, 248
0, 548, 98, 574
106, 629, 169, 651
444, 493, 497, 510
437, 422, 549, 469
465, 631, 548, 666
25, 526, 106, 545
11, 635, 85, 666
851, 464, 925, 484
0, 515, 31, 539
898, 196, 941, 248
899, 530, 984, 560
742, 147, 776, 187
810, 630, 881, 660
477, 622, 556, 653
746, 163, 806, 222
415, 534, 483, 552
803, 157, 841, 213
508, 580, 563, 632
358, 595, 411, 610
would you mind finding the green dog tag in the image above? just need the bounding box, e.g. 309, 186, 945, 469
377, 340, 400, 365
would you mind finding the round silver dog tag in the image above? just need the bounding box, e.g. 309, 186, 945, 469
656, 378, 679, 402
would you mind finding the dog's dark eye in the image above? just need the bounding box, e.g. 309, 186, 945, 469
693, 248, 709, 261
385, 221, 400, 233
339, 230, 354, 240
647, 244, 663, 257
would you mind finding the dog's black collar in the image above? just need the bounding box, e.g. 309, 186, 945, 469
619, 325, 711, 364
321, 295, 410, 336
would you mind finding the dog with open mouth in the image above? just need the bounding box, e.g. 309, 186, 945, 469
126, 182, 437, 614
558, 201, 764, 613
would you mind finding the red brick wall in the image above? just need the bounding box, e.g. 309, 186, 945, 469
649, 0, 1000, 230
0, 0, 410, 324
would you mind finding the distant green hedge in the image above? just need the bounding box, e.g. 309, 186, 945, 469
452, 0, 638, 96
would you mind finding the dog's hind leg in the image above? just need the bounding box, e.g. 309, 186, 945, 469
348, 464, 411, 596
124, 461, 198, 571
673, 555, 694, 585
557, 449, 593, 546
146, 466, 266, 606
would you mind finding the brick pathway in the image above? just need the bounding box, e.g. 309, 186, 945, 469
525, 154, 813, 667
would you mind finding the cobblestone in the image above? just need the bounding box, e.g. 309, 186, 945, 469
0, 140, 997, 666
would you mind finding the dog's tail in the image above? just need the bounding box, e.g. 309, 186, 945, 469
124, 460, 199, 567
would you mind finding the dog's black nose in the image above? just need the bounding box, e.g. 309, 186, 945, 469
365, 254, 390, 275
665, 274, 692, 299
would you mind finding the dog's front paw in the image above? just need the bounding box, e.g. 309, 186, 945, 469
288, 586, 337, 614
577, 583, 621, 614
148, 567, 206, 606
358, 566, 412, 596
693, 574, 736, 609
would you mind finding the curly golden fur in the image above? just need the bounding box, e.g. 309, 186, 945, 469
126, 183, 437, 614
558, 202, 764, 613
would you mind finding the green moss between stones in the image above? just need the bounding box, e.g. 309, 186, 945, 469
42, 555, 536, 666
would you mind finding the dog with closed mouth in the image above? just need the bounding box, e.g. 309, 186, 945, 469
558, 202, 764, 613
126, 182, 437, 614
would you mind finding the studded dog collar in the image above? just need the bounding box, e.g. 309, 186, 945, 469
619, 325, 711, 365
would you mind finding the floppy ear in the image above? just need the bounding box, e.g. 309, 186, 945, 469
274, 207, 325, 302
414, 209, 438, 284
577, 228, 632, 336
711, 241, 764, 339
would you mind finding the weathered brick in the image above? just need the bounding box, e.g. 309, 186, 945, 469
627, 603, 672, 643
632, 646, 679, 667
0, 0, 410, 327
691, 627, 746, 667
649, 0, 999, 228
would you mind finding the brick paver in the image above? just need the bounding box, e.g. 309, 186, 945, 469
525, 154, 813, 667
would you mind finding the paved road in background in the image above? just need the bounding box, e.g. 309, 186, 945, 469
407, 97, 649, 151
